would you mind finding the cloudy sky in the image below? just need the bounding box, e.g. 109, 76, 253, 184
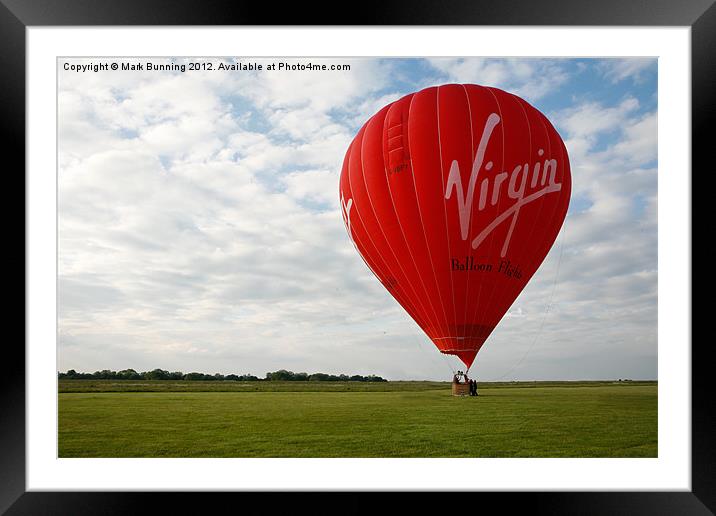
58, 57, 657, 381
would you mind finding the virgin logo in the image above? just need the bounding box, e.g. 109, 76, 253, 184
445, 113, 562, 257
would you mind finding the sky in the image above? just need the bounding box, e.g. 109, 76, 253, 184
57, 57, 657, 381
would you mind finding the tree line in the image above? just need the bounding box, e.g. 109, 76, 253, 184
58, 368, 388, 382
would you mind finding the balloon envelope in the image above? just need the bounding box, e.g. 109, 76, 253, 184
339, 84, 571, 369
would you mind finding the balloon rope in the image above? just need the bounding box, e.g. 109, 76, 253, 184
408, 324, 456, 376
440, 351, 457, 376
484, 215, 569, 382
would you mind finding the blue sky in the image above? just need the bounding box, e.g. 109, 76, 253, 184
58, 57, 657, 380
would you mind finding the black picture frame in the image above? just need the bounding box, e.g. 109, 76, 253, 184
4, 1, 708, 514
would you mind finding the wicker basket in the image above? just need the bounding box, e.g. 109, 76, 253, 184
452, 382, 470, 396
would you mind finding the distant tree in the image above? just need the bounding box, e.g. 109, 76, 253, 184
266, 369, 294, 381
57, 368, 387, 382
143, 369, 171, 380
92, 369, 116, 380
117, 369, 141, 380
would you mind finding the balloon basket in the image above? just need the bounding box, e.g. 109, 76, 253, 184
452, 383, 470, 396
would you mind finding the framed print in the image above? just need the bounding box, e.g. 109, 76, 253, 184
6, 0, 710, 514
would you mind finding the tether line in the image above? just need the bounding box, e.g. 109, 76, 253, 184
483, 214, 569, 382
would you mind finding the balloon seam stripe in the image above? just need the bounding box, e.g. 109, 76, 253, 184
459, 83, 476, 349
381, 99, 448, 340
482, 93, 552, 377
359, 110, 438, 338
481, 92, 539, 350
347, 133, 426, 336
436, 85, 461, 352
467, 86, 506, 364
357, 115, 429, 329
406, 91, 453, 353
468, 88, 517, 372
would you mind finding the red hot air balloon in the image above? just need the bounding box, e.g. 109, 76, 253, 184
339, 84, 571, 371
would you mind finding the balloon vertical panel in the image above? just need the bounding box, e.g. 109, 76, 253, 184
360, 106, 442, 339
342, 126, 433, 337
382, 95, 452, 345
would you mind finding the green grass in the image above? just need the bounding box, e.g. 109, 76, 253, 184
58, 381, 656, 458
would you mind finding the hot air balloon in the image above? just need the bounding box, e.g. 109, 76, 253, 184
339, 84, 571, 374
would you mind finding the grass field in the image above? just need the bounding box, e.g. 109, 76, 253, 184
58, 380, 657, 458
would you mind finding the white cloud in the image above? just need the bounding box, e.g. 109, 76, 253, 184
282, 169, 339, 207
598, 58, 656, 84
426, 58, 570, 102
558, 97, 640, 139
